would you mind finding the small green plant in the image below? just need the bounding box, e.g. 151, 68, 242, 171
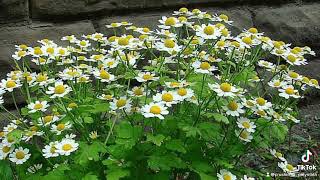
0, 7, 318, 180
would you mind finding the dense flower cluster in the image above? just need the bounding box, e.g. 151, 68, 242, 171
0, 7, 318, 179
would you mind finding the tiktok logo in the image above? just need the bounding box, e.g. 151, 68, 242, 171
301, 150, 313, 163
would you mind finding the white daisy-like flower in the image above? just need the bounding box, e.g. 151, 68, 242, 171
141, 102, 169, 119
270, 149, 286, 161
268, 79, 286, 88
42, 141, 59, 158
175, 88, 194, 100
155, 39, 182, 55
241, 175, 255, 180
46, 81, 72, 98
76, 40, 91, 49
51, 122, 72, 135
56, 138, 79, 156
27, 100, 49, 113
32, 73, 54, 87
217, 169, 237, 180
0, 78, 21, 92
192, 61, 218, 74
9, 147, 31, 165
59, 68, 82, 81
278, 85, 300, 99
103, 58, 119, 69
278, 161, 298, 173
158, 16, 183, 29
214, 13, 233, 24
283, 53, 307, 66
309, 79, 320, 89
0, 144, 14, 160
61, 35, 77, 43
284, 113, 300, 123
128, 86, 145, 97
12, 50, 28, 60
237, 130, 253, 142
92, 68, 115, 83
98, 94, 113, 101
285, 71, 303, 81
209, 82, 239, 97
196, 24, 221, 40
224, 100, 245, 117
153, 91, 181, 107
27, 164, 43, 174
164, 81, 190, 88
89, 131, 99, 140
3, 123, 18, 133
258, 60, 275, 69
110, 97, 132, 111
38, 115, 60, 126
135, 72, 159, 82
237, 117, 256, 133
89, 33, 105, 41
254, 97, 272, 110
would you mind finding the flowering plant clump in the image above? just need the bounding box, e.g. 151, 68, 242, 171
0, 7, 319, 179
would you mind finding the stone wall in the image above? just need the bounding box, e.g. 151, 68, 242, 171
0, 0, 320, 110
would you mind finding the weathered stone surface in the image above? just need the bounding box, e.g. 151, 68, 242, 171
0, 0, 29, 24
253, 4, 320, 49
95, 7, 253, 35
0, 20, 95, 76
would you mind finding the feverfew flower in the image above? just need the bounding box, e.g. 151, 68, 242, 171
0, 144, 14, 160
42, 141, 59, 158
46, 81, 72, 98
254, 97, 272, 110
153, 91, 181, 107
51, 122, 72, 135
237, 130, 253, 142
209, 82, 239, 97
224, 100, 245, 117
110, 97, 131, 111
217, 169, 237, 180
237, 117, 256, 133
9, 147, 31, 165
196, 24, 221, 40
1, 79, 21, 92
278, 161, 298, 173
141, 102, 169, 119
135, 72, 159, 82
27, 100, 49, 113
192, 61, 217, 74
278, 85, 300, 99
270, 149, 286, 161
92, 68, 115, 83
56, 139, 79, 156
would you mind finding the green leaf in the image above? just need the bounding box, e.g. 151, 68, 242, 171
148, 154, 186, 171
197, 122, 221, 141
270, 123, 288, 142
212, 113, 229, 124
178, 123, 199, 137
43, 164, 70, 180
197, 172, 216, 180
147, 134, 166, 146
6, 129, 23, 143
165, 139, 186, 153
0, 161, 13, 180
75, 141, 107, 166
82, 173, 98, 180
106, 168, 130, 180
84, 116, 94, 124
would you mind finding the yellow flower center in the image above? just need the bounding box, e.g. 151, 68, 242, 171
287, 55, 296, 63
242, 37, 252, 45
19, 44, 28, 50
220, 83, 231, 92
221, 28, 229, 37
79, 41, 87, 46
311, 79, 319, 86
256, 97, 266, 106
286, 164, 294, 171
116, 99, 127, 107
103, 95, 112, 100
54, 85, 66, 94
36, 74, 47, 82
273, 41, 281, 49
242, 121, 251, 129
203, 26, 215, 35
62, 144, 72, 151
164, 39, 175, 48
162, 93, 173, 102
34, 47, 43, 55
26, 76, 33, 82
68, 102, 78, 109
50, 146, 56, 153
231, 41, 240, 47
179, 7, 188, 13
178, 16, 187, 22
108, 36, 116, 42
2, 146, 10, 153
200, 62, 211, 70
18, 51, 26, 57
219, 14, 229, 21
100, 70, 110, 79
165, 17, 176, 26
15, 151, 25, 159
257, 110, 266, 116
142, 74, 153, 80
150, 105, 161, 114
139, 34, 148, 41
274, 81, 281, 86
6, 80, 16, 88
34, 103, 43, 110
142, 27, 150, 33
275, 152, 283, 158
134, 88, 143, 96
240, 131, 249, 139
246, 101, 254, 107
46, 47, 55, 54
30, 126, 38, 131
57, 123, 65, 131
248, 27, 258, 34
217, 40, 225, 47
44, 115, 53, 123
177, 88, 187, 96
289, 72, 299, 79
227, 101, 238, 111
223, 174, 232, 180
118, 37, 129, 46
302, 77, 310, 83
285, 87, 294, 95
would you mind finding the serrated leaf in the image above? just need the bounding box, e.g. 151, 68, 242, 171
106, 168, 130, 180
148, 154, 186, 171
0, 161, 13, 180
147, 134, 166, 146
75, 142, 107, 166
212, 113, 229, 124
84, 117, 94, 124
165, 139, 186, 153
6, 129, 23, 143
82, 173, 98, 180
197, 122, 221, 141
